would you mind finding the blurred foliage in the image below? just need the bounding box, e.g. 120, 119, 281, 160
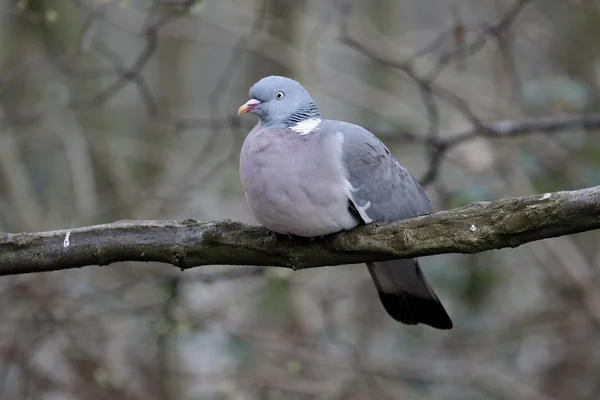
0, 0, 599, 399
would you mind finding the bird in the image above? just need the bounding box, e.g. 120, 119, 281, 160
237, 75, 453, 330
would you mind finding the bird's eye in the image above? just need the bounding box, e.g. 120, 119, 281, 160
275, 91, 284, 100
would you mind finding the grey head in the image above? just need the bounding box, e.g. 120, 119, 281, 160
237, 76, 320, 127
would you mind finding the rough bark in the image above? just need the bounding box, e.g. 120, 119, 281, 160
0, 186, 598, 276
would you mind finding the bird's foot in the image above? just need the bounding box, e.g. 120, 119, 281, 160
268, 230, 294, 240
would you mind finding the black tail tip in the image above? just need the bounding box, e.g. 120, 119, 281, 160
380, 293, 454, 330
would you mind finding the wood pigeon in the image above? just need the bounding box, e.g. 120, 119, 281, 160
237, 75, 453, 329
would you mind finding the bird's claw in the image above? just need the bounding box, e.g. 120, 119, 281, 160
268, 230, 293, 240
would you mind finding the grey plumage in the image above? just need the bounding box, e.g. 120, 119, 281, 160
238, 75, 453, 329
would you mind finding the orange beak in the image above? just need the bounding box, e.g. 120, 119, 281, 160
237, 99, 261, 116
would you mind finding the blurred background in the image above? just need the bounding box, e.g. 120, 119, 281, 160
1, 0, 600, 399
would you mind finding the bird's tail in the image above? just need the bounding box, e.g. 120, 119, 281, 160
367, 259, 453, 329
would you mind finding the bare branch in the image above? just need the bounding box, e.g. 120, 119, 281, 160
337, 0, 537, 187
418, 113, 600, 185
0, 186, 598, 276
442, 113, 600, 146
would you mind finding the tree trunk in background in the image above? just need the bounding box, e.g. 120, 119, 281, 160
0, 0, 35, 231
150, 33, 187, 199
149, 24, 190, 400
0, 0, 83, 230
254, 0, 296, 78
360, 0, 396, 129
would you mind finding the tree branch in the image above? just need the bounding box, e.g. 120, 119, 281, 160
443, 113, 600, 146
0, 186, 598, 276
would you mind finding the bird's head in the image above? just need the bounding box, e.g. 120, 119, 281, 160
237, 76, 320, 126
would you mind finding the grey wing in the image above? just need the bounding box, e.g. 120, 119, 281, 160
335, 120, 431, 222
333, 121, 452, 329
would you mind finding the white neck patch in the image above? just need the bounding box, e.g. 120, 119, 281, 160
290, 118, 321, 135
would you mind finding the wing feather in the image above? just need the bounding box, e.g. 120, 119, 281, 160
323, 120, 452, 329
